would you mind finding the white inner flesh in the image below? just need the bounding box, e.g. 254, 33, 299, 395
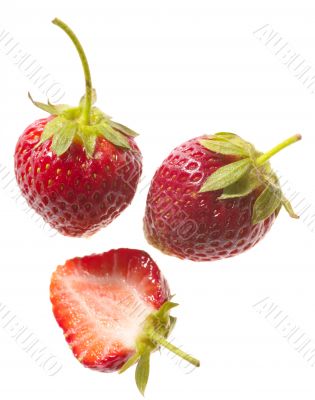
65, 271, 155, 350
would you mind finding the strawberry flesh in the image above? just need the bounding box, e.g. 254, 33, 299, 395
50, 249, 170, 371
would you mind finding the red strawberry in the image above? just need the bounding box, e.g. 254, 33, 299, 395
50, 248, 200, 394
14, 19, 142, 237
144, 132, 301, 261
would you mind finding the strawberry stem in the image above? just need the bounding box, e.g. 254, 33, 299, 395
52, 18, 92, 125
149, 330, 200, 367
256, 134, 301, 166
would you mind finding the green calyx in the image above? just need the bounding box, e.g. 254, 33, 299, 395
199, 132, 302, 224
31, 18, 138, 158
119, 300, 200, 396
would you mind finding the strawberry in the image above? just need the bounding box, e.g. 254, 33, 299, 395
14, 19, 142, 237
144, 132, 301, 261
50, 248, 200, 394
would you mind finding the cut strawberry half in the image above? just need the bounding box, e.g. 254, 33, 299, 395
50, 248, 200, 394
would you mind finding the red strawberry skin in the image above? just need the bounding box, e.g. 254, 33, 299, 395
14, 117, 142, 237
144, 136, 277, 262
50, 249, 170, 372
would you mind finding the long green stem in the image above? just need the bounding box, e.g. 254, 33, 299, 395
256, 134, 301, 166
52, 18, 92, 125
149, 330, 200, 367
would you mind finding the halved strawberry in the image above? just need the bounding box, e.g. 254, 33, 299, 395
50, 249, 200, 394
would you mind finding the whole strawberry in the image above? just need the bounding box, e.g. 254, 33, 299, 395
144, 132, 301, 261
50, 248, 200, 395
14, 19, 142, 237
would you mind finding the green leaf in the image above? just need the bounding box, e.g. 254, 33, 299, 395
109, 120, 139, 137
213, 132, 238, 139
213, 133, 257, 157
79, 88, 97, 107
200, 138, 249, 157
28, 92, 69, 115
47, 99, 72, 114
201, 132, 257, 159
219, 170, 262, 199
90, 107, 111, 124
156, 301, 179, 317
155, 301, 178, 326
252, 183, 282, 224
79, 126, 98, 158
282, 196, 299, 219
37, 117, 64, 146
60, 107, 81, 120
135, 352, 150, 396
51, 122, 77, 156
98, 123, 131, 149
168, 316, 177, 335
29, 89, 137, 156
119, 352, 140, 374
199, 158, 251, 193
83, 134, 97, 158
209, 133, 242, 146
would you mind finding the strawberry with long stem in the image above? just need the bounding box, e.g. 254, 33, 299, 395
15, 18, 142, 237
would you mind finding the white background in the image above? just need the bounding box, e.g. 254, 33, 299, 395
0, 0, 315, 399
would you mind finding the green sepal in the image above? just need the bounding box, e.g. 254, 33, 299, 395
36, 117, 65, 147
200, 132, 256, 158
118, 298, 199, 396
109, 120, 139, 137
200, 138, 249, 157
29, 91, 138, 156
212, 132, 238, 140
155, 301, 178, 321
78, 126, 98, 158
282, 196, 299, 219
51, 121, 77, 156
200, 158, 251, 192
60, 106, 81, 120
98, 123, 131, 149
219, 169, 262, 199
252, 182, 282, 224
118, 352, 140, 374
135, 352, 151, 396
79, 88, 97, 107
168, 316, 177, 335
209, 132, 256, 155
199, 132, 300, 224
28, 92, 69, 115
